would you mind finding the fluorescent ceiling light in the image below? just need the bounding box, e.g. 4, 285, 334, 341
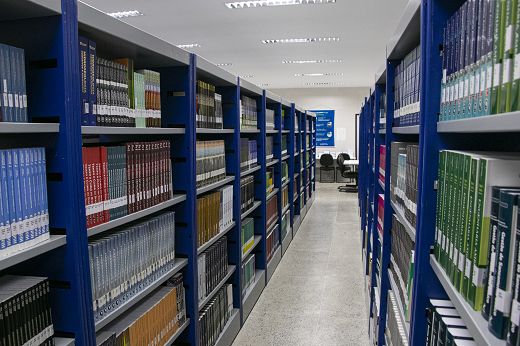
295, 73, 344, 76
281, 59, 342, 63
176, 44, 201, 48
239, 75, 254, 78
226, 0, 336, 9
262, 37, 339, 44
216, 63, 233, 66
107, 10, 143, 18
303, 82, 344, 85
258, 84, 269, 86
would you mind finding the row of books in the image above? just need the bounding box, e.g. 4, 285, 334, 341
240, 139, 257, 173
300, 192, 305, 210
380, 92, 387, 130
426, 299, 477, 346
0, 148, 49, 256
197, 238, 228, 304
281, 135, 287, 155
266, 195, 278, 229
196, 185, 233, 249
0, 44, 27, 123
379, 145, 386, 186
266, 222, 279, 263
266, 137, 274, 163
266, 109, 275, 131
281, 186, 289, 211
377, 194, 384, 240
79, 37, 161, 128
242, 254, 256, 298
266, 167, 274, 197
439, 0, 514, 122
196, 80, 223, 129
391, 143, 419, 230
281, 162, 288, 184
240, 95, 257, 130
433, 151, 520, 339
281, 210, 290, 241
394, 45, 421, 127
199, 284, 234, 346
195, 140, 227, 189
240, 176, 255, 215
241, 218, 255, 257
306, 185, 310, 200
88, 212, 176, 322
294, 115, 299, 131
97, 285, 183, 346
82, 141, 173, 229
391, 214, 415, 323
386, 290, 408, 346
0, 276, 55, 346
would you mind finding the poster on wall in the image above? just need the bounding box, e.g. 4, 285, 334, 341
314, 110, 335, 147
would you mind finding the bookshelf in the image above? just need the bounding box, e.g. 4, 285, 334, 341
0, 1, 316, 345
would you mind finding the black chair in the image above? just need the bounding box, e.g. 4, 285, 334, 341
337, 153, 358, 192
336, 153, 351, 178
319, 154, 335, 182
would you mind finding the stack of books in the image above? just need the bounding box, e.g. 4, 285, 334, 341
167, 272, 187, 328
240, 95, 257, 130
426, 299, 476, 346
294, 115, 299, 131
390, 142, 413, 206
266, 195, 278, 229
0, 44, 28, 123
266, 222, 279, 263
196, 140, 226, 189
199, 284, 234, 346
97, 286, 182, 345
196, 80, 223, 129
281, 186, 289, 210
82, 140, 173, 229
391, 214, 415, 323
197, 186, 233, 249
241, 218, 255, 257
379, 145, 386, 186
281, 162, 288, 184
88, 212, 176, 322
240, 176, 254, 215
242, 254, 256, 298
385, 290, 409, 346
377, 194, 384, 240
281, 135, 287, 155
266, 109, 275, 131
135, 69, 161, 128
266, 167, 274, 197
198, 237, 228, 304
404, 145, 419, 228
240, 139, 257, 172
281, 209, 290, 241
394, 45, 421, 127
0, 148, 50, 255
380, 92, 387, 129
266, 137, 274, 163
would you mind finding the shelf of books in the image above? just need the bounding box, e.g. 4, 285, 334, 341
0, 1, 316, 345
359, 0, 520, 345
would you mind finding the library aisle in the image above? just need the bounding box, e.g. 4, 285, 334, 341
232, 183, 368, 346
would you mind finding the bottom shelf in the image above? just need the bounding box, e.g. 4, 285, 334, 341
266, 246, 282, 283
293, 215, 301, 235
242, 270, 266, 324
281, 228, 293, 256
430, 255, 506, 346
214, 309, 241, 346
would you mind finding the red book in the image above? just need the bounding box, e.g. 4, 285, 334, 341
94, 148, 102, 226
100, 147, 109, 223
125, 143, 133, 214
82, 148, 90, 228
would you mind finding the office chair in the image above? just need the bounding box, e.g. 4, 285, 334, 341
319, 153, 335, 183
336, 153, 351, 178
337, 153, 358, 192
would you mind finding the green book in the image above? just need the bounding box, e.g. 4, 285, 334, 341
499, 0, 518, 114
488, 190, 520, 338
510, 0, 520, 111
491, 0, 508, 114
451, 153, 465, 283
455, 154, 472, 290
436, 151, 448, 261
462, 158, 480, 298
442, 151, 455, 270
469, 156, 520, 310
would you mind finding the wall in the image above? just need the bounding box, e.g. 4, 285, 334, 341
269, 87, 370, 158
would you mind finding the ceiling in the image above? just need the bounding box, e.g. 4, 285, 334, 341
80, 0, 409, 89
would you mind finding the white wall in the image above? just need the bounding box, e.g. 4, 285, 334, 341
269, 87, 370, 159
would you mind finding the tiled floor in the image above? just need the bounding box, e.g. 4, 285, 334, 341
231, 183, 368, 346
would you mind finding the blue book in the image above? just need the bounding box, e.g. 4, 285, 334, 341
0, 151, 7, 255
0, 44, 13, 122
18, 48, 27, 123
31, 148, 40, 243
9, 46, 20, 122
26, 149, 35, 246
17, 149, 28, 250
2, 151, 12, 254
40, 148, 49, 240
10, 149, 21, 252
79, 36, 90, 126
88, 40, 97, 126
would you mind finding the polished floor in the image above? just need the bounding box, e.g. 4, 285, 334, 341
231, 183, 368, 346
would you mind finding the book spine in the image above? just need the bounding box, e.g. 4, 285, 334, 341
499, 0, 517, 113
79, 37, 90, 126
462, 158, 479, 299
18, 48, 27, 122
507, 207, 520, 345
491, 0, 507, 114
10, 46, 19, 123
88, 40, 97, 126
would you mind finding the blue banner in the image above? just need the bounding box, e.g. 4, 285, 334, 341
314, 110, 335, 147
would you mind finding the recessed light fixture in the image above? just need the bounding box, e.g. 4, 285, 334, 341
281, 59, 342, 64
262, 37, 339, 44
176, 44, 201, 48
303, 82, 344, 85
295, 73, 344, 77
258, 84, 269, 86
107, 10, 143, 18
226, 0, 336, 9
239, 75, 254, 78
216, 63, 233, 66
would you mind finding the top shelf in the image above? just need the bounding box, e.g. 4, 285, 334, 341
265, 90, 281, 103
387, 0, 421, 61
196, 56, 237, 87
82, 126, 184, 136
0, 0, 61, 21
281, 99, 292, 108
196, 128, 235, 134
77, 1, 190, 68
0, 122, 59, 133
437, 112, 520, 133
393, 125, 420, 135
239, 78, 263, 97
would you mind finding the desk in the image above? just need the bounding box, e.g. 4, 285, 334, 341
343, 160, 359, 166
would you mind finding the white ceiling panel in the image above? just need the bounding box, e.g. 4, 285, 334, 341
80, 0, 409, 88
